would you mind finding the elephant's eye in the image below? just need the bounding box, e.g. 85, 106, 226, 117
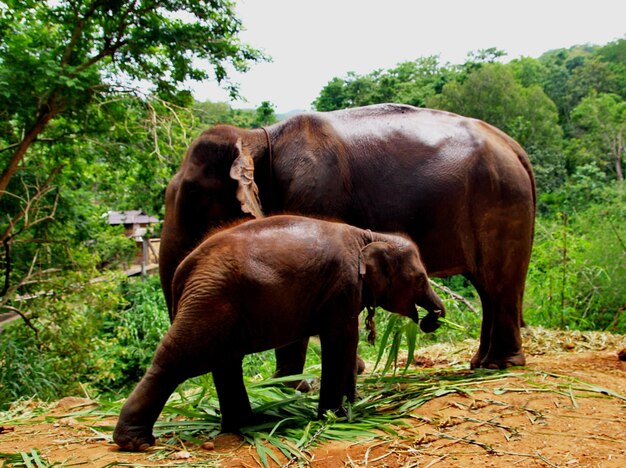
414, 272, 427, 285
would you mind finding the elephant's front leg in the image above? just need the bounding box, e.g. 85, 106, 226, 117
317, 316, 359, 418
274, 337, 311, 392
212, 357, 255, 432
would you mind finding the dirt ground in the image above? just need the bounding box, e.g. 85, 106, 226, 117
1, 329, 626, 467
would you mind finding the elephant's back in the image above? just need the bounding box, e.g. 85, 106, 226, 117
182, 216, 351, 278
325, 104, 478, 151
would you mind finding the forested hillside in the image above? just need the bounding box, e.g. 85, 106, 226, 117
0, 0, 624, 409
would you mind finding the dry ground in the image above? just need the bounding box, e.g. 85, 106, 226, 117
1, 328, 626, 467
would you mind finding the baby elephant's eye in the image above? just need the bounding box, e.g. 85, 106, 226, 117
416, 272, 427, 284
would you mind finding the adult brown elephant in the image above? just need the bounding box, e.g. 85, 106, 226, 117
160, 103, 535, 370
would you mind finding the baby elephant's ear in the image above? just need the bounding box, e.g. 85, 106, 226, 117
360, 242, 392, 300
229, 138, 264, 219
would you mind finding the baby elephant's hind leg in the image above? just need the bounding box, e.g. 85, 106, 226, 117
114, 324, 215, 451
113, 361, 181, 451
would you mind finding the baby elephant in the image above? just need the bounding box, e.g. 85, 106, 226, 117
114, 215, 445, 451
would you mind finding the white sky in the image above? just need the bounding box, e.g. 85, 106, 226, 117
189, 0, 626, 114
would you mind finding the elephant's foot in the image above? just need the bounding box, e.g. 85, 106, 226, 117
221, 411, 277, 433
356, 355, 366, 375
113, 424, 155, 452
470, 350, 526, 370
317, 405, 348, 420
272, 372, 312, 393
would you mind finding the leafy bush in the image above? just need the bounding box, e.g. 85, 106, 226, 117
88, 225, 137, 271
0, 271, 125, 409
538, 163, 609, 214
525, 182, 625, 331
88, 275, 169, 396
0, 328, 62, 406
0, 273, 171, 408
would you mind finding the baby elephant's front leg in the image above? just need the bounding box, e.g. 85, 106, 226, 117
317, 319, 359, 418
212, 357, 255, 432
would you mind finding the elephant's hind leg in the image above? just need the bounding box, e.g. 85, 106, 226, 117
470, 230, 531, 369
114, 320, 218, 451
469, 280, 526, 369
274, 338, 312, 392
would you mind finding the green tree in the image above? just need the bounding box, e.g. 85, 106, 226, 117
456, 47, 506, 82
597, 38, 626, 100
427, 63, 562, 151
538, 42, 624, 128
254, 101, 277, 127
0, 1, 265, 336
312, 77, 351, 111
0, 0, 264, 194
313, 57, 452, 111
569, 92, 625, 181
509, 56, 547, 88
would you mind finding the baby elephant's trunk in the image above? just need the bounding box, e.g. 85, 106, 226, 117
418, 285, 446, 333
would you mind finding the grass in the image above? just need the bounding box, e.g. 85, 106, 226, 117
0, 449, 55, 468
2, 335, 626, 467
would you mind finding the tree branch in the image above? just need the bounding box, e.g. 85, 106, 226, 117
0, 305, 40, 341
1, 165, 63, 242
429, 279, 480, 315
0, 108, 59, 196
1, 237, 11, 298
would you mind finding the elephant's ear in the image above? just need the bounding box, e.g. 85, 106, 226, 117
359, 242, 392, 301
229, 138, 264, 219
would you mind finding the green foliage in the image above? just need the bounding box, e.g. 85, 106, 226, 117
89, 276, 169, 395
428, 63, 563, 152
0, 274, 171, 408
527, 146, 567, 194
0, 0, 263, 126
88, 226, 137, 270
539, 163, 610, 213
365, 282, 481, 374
568, 92, 625, 181
313, 56, 451, 110
526, 183, 626, 331
254, 101, 278, 128
0, 270, 125, 409
0, 329, 62, 406
538, 40, 625, 125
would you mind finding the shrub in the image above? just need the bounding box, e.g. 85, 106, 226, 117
525, 182, 625, 331
88, 275, 169, 396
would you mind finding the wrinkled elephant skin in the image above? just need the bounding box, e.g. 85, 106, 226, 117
115, 215, 445, 451
159, 103, 535, 372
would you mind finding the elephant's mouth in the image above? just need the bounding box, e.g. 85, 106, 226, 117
409, 305, 421, 323
414, 305, 445, 333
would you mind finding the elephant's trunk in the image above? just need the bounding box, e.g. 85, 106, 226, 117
417, 287, 446, 333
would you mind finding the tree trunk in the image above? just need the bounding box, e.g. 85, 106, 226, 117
0, 110, 57, 196
615, 129, 624, 182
